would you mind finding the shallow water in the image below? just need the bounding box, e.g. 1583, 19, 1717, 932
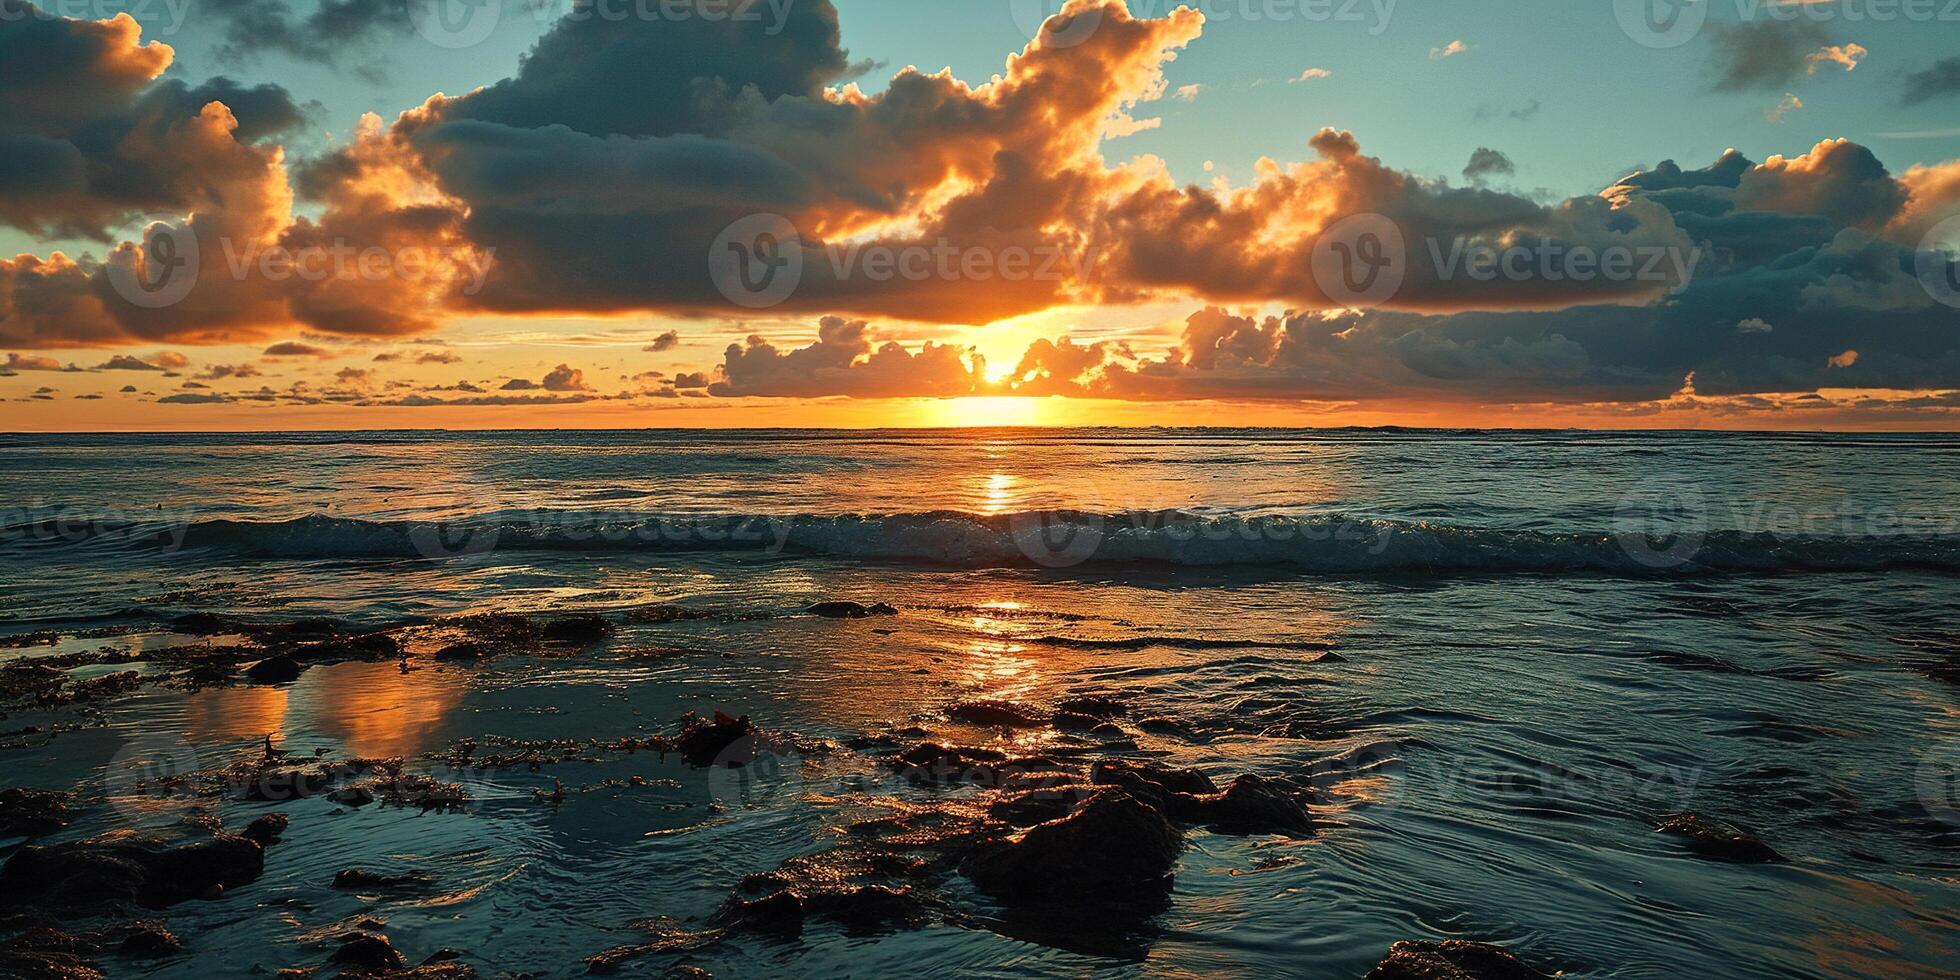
1, 429, 1957, 977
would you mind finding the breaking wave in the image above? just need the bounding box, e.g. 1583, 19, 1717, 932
9, 510, 1960, 576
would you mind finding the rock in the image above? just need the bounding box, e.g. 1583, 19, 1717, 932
1056, 694, 1128, 719
328, 933, 405, 972
1366, 939, 1552, 979
1656, 813, 1785, 864
1172, 774, 1313, 836
804, 601, 897, 619
990, 787, 1094, 827
294, 632, 400, 662
1090, 758, 1218, 806
245, 655, 302, 684
241, 813, 289, 846
328, 786, 376, 807
433, 642, 485, 662
0, 787, 70, 837
1050, 711, 1102, 731
114, 923, 181, 958
333, 868, 436, 893
0, 832, 265, 912
947, 699, 1049, 728
540, 614, 614, 644
675, 712, 756, 767
965, 790, 1182, 904
891, 743, 1063, 786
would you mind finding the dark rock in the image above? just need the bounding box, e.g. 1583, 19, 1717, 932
675, 712, 756, 767
1050, 711, 1103, 731
1056, 694, 1128, 719
433, 642, 486, 662
328, 786, 376, 807
965, 790, 1182, 904
947, 699, 1049, 728
328, 933, 405, 972
0, 787, 70, 837
1090, 758, 1218, 807
990, 787, 1094, 827
294, 633, 400, 663
0, 832, 265, 912
540, 614, 614, 644
1366, 939, 1552, 979
114, 923, 181, 958
333, 868, 436, 893
244, 655, 302, 684
1172, 774, 1313, 836
240, 812, 289, 846
804, 601, 897, 619
1656, 813, 1785, 863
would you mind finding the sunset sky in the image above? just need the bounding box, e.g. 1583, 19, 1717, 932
3, 0, 1960, 429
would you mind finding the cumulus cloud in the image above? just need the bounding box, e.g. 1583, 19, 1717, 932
1461, 147, 1516, 183
3, 0, 1959, 414
1430, 40, 1469, 60
644, 330, 681, 352
92, 354, 165, 370
4, 353, 72, 371
1291, 68, 1331, 83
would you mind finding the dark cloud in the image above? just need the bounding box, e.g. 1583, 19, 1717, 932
0, 0, 303, 239
91, 354, 164, 370
1902, 56, 1960, 106
706, 317, 985, 397
1462, 147, 1516, 183
204, 0, 407, 77
644, 331, 681, 352
263, 341, 336, 357
1708, 20, 1832, 91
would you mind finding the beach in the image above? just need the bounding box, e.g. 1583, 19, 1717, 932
1, 428, 1956, 977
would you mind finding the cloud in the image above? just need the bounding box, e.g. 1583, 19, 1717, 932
4, 353, 70, 370
1461, 147, 1516, 183
1709, 21, 1860, 91
1807, 43, 1866, 75
197, 363, 260, 380
1766, 92, 1803, 123
1429, 40, 1469, 60
262, 341, 336, 357
151, 350, 189, 368
1738, 318, 1774, 333
707, 316, 986, 397
91, 354, 165, 370
157, 391, 231, 404
644, 331, 681, 352
1174, 84, 1202, 100
0, 1, 304, 240
1828, 349, 1859, 368
1290, 68, 1331, 83
542, 363, 591, 391
1473, 99, 1541, 123
1902, 56, 1960, 106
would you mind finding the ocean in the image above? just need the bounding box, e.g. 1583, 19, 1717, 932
1, 428, 1956, 977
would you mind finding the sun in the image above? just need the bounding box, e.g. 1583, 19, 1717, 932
918, 396, 1053, 427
